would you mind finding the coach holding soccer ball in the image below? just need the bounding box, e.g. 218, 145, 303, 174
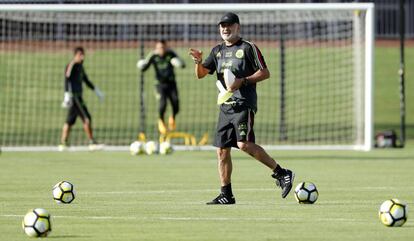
189, 12, 294, 205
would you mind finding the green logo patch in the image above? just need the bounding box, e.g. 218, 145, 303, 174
238, 123, 247, 136
235, 49, 244, 58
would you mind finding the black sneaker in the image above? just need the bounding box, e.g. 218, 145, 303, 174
272, 169, 295, 198
206, 193, 235, 205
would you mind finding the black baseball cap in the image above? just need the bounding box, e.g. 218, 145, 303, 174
218, 12, 240, 25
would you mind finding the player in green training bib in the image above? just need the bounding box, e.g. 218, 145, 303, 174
137, 40, 186, 134
189, 12, 294, 205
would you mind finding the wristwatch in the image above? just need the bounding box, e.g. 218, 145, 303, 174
243, 77, 249, 86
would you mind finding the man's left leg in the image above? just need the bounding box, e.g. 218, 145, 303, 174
234, 108, 294, 198
157, 86, 168, 134
59, 123, 72, 151
74, 96, 101, 150
237, 141, 294, 198
237, 141, 276, 169
82, 119, 94, 142
82, 118, 103, 150
168, 84, 179, 131
59, 103, 77, 151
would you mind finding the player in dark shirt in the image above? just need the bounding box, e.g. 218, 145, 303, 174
137, 40, 185, 134
189, 12, 294, 204
59, 47, 104, 151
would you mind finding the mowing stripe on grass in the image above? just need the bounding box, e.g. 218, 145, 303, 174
1, 214, 363, 223
81, 186, 410, 195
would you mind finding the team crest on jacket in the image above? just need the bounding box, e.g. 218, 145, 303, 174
235, 49, 244, 58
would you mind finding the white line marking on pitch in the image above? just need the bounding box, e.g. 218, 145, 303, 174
1, 214, 361, 222
81, 186, 407, 195
81, 188, 267, 195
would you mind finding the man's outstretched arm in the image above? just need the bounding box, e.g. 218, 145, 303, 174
137, 53, 154, 72
189, 48, 210, 79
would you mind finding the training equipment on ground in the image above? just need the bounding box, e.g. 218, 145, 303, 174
22, 208, 52, 237
216, 80, 233, 105
0, 3, 373, 151
294, 182, 318, 204
379, 199, 408, 227
145, 141, 158, 155
130, 141, 145, 155
159, 141, 173, 155
52, 181, 75, 204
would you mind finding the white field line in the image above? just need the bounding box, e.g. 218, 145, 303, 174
81, 188, 266, 195
81, 186, 406, 195
1, 214, 362, 223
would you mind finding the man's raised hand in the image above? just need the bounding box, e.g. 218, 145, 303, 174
189, 48, 203, 64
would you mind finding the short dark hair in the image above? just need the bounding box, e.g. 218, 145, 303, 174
74, 46, 85, 55
157, 39, 167, 45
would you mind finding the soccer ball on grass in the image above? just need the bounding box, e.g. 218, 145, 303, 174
52, 181, 75, 204
145, 141, 158, 155
294, 182, 318, 204
22, 208, 52, 237
159, 141, 173, 155
130, 141, 145, 155
379, 199, 408, 227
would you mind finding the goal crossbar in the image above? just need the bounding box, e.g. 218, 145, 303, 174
0, 3, 375, 13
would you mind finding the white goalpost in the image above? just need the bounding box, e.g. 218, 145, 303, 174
0, 3, 374, 151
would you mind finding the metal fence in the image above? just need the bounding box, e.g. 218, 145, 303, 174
0, 0, 412, 38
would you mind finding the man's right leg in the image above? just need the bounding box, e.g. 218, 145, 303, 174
217, 147, 232, 186
60, 123, 71, 145
206, 147, 236, 205
59, 123, 72, 151
59, 105, 77, 151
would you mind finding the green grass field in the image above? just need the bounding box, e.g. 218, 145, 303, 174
0, 146, 413, 241
1, 40, 413, 239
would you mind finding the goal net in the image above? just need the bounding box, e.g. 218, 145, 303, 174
0, 3, 374, 151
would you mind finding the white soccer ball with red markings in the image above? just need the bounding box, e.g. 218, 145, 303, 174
379, 199, 408, 227
22, 208, 52, 237
52, 181, 75, 204
294, 182, 318, 204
